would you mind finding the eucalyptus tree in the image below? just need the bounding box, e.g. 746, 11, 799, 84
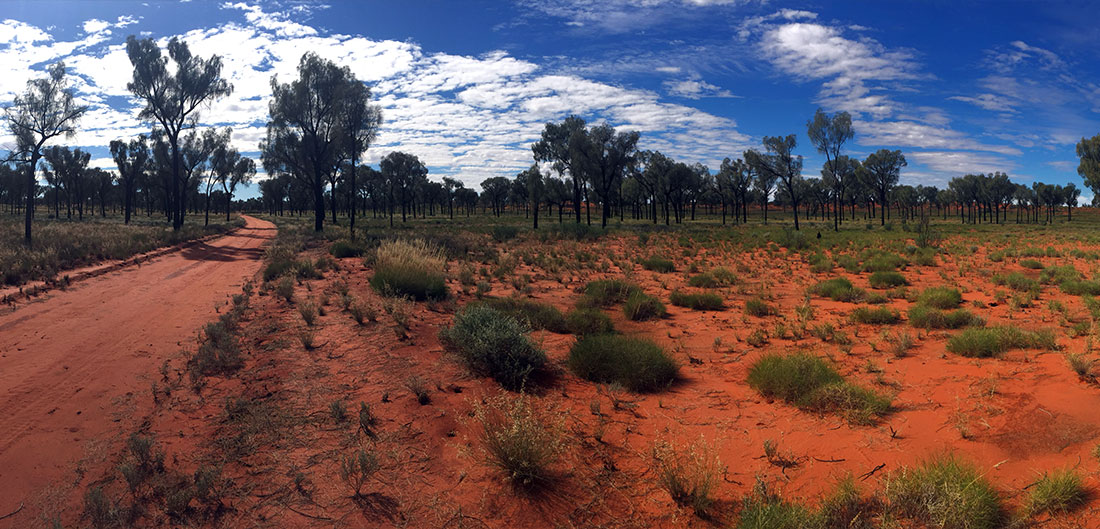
379, 151, 427, 224
1077, 134, 1100, 201
125, 36, 231, 231
746, 135, 804, 229
632, 150, 665, 224
532, 116, 587, 223
42, 146, 90, 220
521, 165, 545, 229
544, 176, 570, 224
807, 108, 854, 231
748, 157, 776, 224
88, 168, 114, 217
862, 149, 907, 226
821, 155, 859, 225
1063, 183, 1080, 221
480, 176, 510, 217
5, 62, 87, 243
261, 52, 361, 231
442, 177, 462, 219
338, 81, 382, 236
210, 132, 255, 222
110, 135, 150, 224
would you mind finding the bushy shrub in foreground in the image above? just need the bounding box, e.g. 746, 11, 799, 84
884, 454, 1003, 529
477, 297, 568, 333
747, 353, 890, 424
565, 307, 615, 335
624, 291, 667, 321
568, 334, 678, 392
916, 286, 962, 309
440, 305, 546, 390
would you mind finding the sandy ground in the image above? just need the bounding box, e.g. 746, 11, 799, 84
0, 215, 274, 527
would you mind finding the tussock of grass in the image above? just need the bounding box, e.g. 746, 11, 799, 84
670, 290, 724, 311
809, 277, 866, 302
329, 239, 365, 258
869, 270, 908, 289
747, 353, 890, 424
1025, 468, 1087, 516
653, 437, 722, 517
688, 267, 737, 288
946, 326, 1057, 357
861, 252, 907, 272
1058, 279, 1100, 296
440, 305, 546, 390
477, 297, 568, 333
639, 255, 675, 273
565, 307, 614, 335
737, 491, 819, 529
884, 454, 1002, 529
992, 272, 1039, 294
1019, 258, 1043, 269
1040, 265, 1080, 285
568, 334, 678, 392
474, 393, 562, 490
581, 279, 641, 307
908, 305, 983, 329
369, 239, 448, 300
624, 291, 667, 321
849, 306, 900, 325
917, 286, 963, 309
744, 297, 774, 317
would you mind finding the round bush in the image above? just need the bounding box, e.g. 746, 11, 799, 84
565, 307, 614, 335
440, 305, 546, 390
568, 334, 678, 392
623, 292, 666, 321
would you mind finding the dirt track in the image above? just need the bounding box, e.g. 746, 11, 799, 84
0, 215, 274, 524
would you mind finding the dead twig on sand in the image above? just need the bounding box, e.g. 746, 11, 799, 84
0, 502, 23, 521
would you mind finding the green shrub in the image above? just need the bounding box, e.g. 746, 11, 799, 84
946, 326, 1057, 358
653, 437, 722, 517
809, 278, 866, 302
491, 225, 520, 242
992, 272, 1039, 293
581, 279, 641, 307
916, 286, 962, 309
747, 353, 890, 424
1040, 265, 1080, 285
1025, 468, 1087, 516
908, 305, 983, 329
623, 292, 667, 321
440, 305, 546, 390
861, 253, 907, 272
837, 255, 860, 273
369, 239, 448, 300
1059, 279, 1100, 296
819, 477, 876, 529
478, 297, 568, 333
849, 306, 900, 325
738, 493, 819, 529
330, 239, 365, 258
565, 307, 614, 335
670, 290, 724, 311
884, 455, 1002, 529
869, 270, 907, 289
1019, 258, 1043, 269
744, 297, 774, 317
639, 255, 675, 273
263, 257, 296, 281
568, 334, 678, 392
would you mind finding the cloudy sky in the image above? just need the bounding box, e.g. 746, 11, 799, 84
1, 0, 1098, 199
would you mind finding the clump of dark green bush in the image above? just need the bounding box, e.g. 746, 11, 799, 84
440, 305, 547, 390
581, 279, 641, 307
477, 297, 568, 333
330, 239, 366, 258
688, 267, 737, 288
565, 307, 615, 335
670, 290, 725, 311
744, 297, 774, 317
639, 255, 675, 273
869, 271, 907, 289
747, 352, 891, 424
946, 326, 1057, 358
849, 306, 900, 324
568, 334, 678, 392
916, 286, 962, 309
883, 455, 1003, 529
908, 305, 983, 329
809, 277, 866, 302
624, 291, 667, 321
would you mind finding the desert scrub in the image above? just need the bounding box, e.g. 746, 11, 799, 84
580, 279, 641, 307
639, 255, 675, 273
747, 353, 890, 424
992, 272, 1039, 294
477, 297, 568, 333
1040, 264, 1079, 285
1024, 468, 1087, 516
917, 286, 963, 309
369, 238, 448, 301
861, 252, 907, 272
1058, 279, 1100, 296
623, 291, 667, 321
652, 437, 722, 517
339, 448, 380, 497
744, 297, 774, 317
688, 267, 736, 288
869, 270, 908, 289
737, 486, 819, 529
809, 277, 866, 302
819, 477, 876, 529
439, 305, 547, 390
908, 305, 983, 329
568, 334, 678, 392
883, 454, 1002, 529
565, 307, 614, 335
946, 326, 1057, 358
1019, 258, 1043, 269
849, 306, 900, 325
329, 239, 366, 258
474, 392, 563, 490
669, 290, 724, 311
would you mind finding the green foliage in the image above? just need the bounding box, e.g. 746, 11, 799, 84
565, 307, 615, 335
477, 297, 568, 333
440, 305, 547, 390
809, 277, 866, 302
1059, 279, 1100, 296
908, 305, 983, 329
992, 272, 1039, 294
917, 286, 963, 309
623, 291, 667, 321
884, 455, 1003, 529
1025, 468, 1087, 516
849, 306, 900, 325
737, 489, 820, 529
339, 449, 379, 497
653, 438, 722, 517
869, 270, 907, 289
568, 334, 678, 392
639, 255, 675, 273
581, 279, 641, 307
1019, 258, 1043, 269
1040, 265, 1080, 285
946, 326, 1057, 357
369, 239, 448, 301
688, 267, 737, 288
670, 290, 725, 311
747, 353, 890, 424
861, 252, 907, 272
491, 225, 520, 242
474, 393, 562, 490
329, 239, 365, 258
744, 297, 774, 317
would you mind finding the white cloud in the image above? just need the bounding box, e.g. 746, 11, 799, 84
855, 120, 1022, 156
948, 93, 1017, 113
904, 151, 1016, 184
663, 78, 736, 99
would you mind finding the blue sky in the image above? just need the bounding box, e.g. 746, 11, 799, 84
1, 0, 1098, 200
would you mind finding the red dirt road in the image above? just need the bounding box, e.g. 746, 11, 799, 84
0, 215, 274, 524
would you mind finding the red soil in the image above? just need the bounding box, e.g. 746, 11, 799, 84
0, 215, 274, 527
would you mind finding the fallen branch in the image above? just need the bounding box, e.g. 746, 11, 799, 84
812, 456, 846, 463
858, 463, 886, 481
0, 502, 23, 521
